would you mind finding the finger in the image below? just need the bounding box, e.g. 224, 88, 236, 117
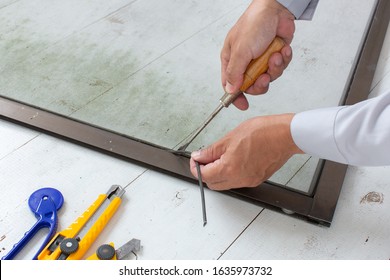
232, 93, 249, 110
267, 46, 292, 81
189, 157, 223, 184
244, 74, 270, 95
190, 155, 230, 191
220, 38, 231, 89
245, 47, 293, 95
282, 45, 293, 61
245, 46, 292, 95
267, 52, 284, 82
189, 158, 198, 178
201, 159, 251, 191
198, 158, 232, 191
190, 141, 230, 188
225, 48, 252, 94
191, 142, 226, 164
206, 180, 232, 191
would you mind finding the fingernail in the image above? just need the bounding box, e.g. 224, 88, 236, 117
275, 56, 283, 66
284, 47, 292, 57
191, 150, 201, 159
225, 82, 234, 94
261, 76, 269, 88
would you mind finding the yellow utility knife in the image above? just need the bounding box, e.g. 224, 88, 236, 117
38, 185, 125, 260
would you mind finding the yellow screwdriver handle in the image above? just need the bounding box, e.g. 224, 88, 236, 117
220, 36, 286, 107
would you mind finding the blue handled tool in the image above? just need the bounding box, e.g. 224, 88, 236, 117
1, 187, 64, 260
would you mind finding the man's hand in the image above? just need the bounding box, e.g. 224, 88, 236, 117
190, 114, 303, 191
221, 0, 295, 110
190, 1, 299, 190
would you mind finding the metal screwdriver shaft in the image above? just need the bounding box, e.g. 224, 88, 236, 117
177, 37, 285, 152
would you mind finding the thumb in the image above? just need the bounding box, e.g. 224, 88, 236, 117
191, 142, 225, 164
225, 81, 239, 95
190, 142, 227, 185
225, 60, 250, 111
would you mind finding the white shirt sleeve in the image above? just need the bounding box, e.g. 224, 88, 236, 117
290, 91, 390, 166
277, 0, 319, 20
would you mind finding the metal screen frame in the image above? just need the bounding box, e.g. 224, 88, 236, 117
1, 0, 389, 226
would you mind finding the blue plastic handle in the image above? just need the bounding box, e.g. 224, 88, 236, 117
1, 188, 63, 260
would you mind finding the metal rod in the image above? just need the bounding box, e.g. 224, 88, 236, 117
195, 161, 207, 226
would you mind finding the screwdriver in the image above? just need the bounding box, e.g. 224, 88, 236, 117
178, 36, 285, 151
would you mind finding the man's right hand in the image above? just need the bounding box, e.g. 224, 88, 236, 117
221, 0, 295, 110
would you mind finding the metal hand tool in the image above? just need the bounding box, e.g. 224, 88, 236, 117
86, 238, 141, 260
195, 161, 207, 226
178, 37, 285, 151
38, 185, 125, 260
1, 187, 64, 260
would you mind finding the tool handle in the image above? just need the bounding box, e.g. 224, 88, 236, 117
241, 36, 285, 91
32, 213, 58, 260
220, 36, 285, 107
1, 197, 58, 260
86, 242, 117, 260
38, 193, 108, 260
0, 219, 47, 260
67, 196, 122, 260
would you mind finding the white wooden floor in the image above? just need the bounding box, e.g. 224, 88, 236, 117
1, 1, 390, 260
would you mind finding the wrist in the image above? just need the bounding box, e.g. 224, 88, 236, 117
249, 113, 304, 157
252, 0, 295, 18
248, 0, 295, 44
267, 113, 303, 156
281, 113, 304, 155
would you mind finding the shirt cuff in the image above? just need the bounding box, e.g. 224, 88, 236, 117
290, 106, 347, 163
276, 0, 318, 20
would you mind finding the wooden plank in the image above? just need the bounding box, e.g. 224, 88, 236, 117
0, 127, 147, 259
220, 165, 390, 259
0, 121, 262, 260
0, 120, 38, 159
83, 169, 262, 260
